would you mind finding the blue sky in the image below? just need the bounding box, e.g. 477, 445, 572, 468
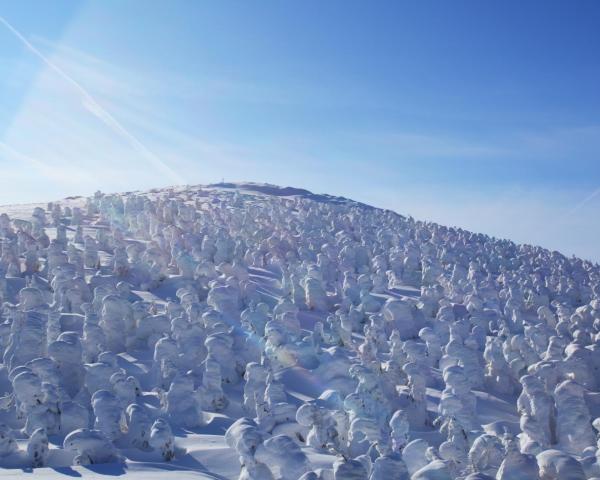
0, 1, 599, 260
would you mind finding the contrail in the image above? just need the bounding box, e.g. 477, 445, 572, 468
567, 186, 600, 216
0, 16, 185, 185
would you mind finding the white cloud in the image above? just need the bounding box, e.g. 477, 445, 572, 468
0, 25, 597, 262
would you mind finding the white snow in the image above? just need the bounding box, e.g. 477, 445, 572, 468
0, 182, 598, 479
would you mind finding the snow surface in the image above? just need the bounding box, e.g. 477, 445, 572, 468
0, 182, 598, 479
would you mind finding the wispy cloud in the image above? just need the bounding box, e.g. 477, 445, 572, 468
0, 141, 94, 184
0, 16, 184, 185
360, 124, 600, 164
0, 32, 301, 203
366, 131, 509, 158
0, 25, 598, 262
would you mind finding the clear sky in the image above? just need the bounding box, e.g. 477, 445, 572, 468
0, 1, 599, 261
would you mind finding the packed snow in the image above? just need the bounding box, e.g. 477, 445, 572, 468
0, 182, 599, 479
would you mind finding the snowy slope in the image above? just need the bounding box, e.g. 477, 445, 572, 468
0, 183, 598, 479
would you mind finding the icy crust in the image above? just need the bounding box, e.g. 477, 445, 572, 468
0, 183, 599, 479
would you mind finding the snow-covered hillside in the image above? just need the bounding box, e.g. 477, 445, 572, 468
0, 182, 598, 479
